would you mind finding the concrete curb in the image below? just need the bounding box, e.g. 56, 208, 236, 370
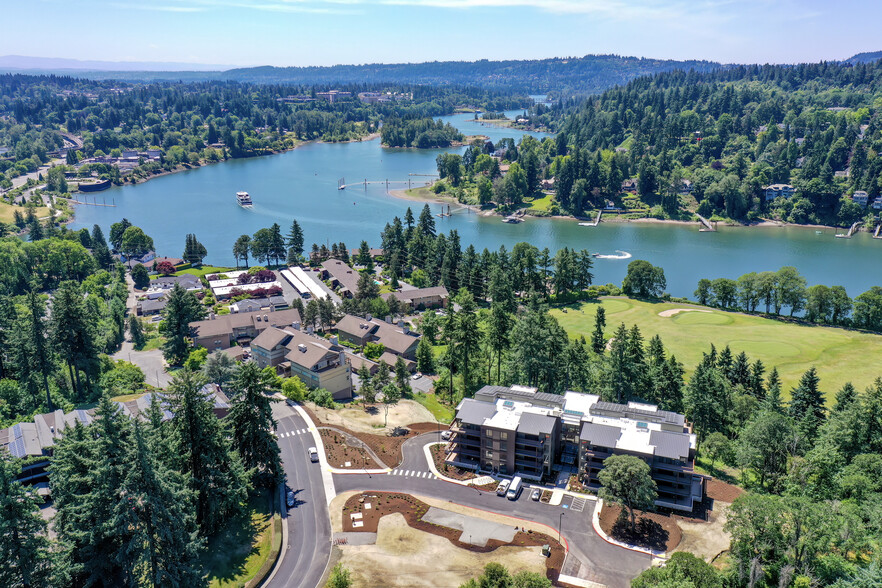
423, 442, 477, 486
291, 403, 337, 507
591, 499, 667, 559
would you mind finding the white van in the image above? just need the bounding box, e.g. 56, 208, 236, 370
506, 476, 523, 500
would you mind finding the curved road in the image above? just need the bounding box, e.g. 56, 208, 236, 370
269, 407, 333, 588
268, 407, 649, 588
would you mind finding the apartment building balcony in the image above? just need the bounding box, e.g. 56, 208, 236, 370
445, 452, 480, 470
652, 471, 693, 486
447, 443, 480, 459
515, 437, 545, 448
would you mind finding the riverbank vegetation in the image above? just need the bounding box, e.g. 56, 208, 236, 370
554, 60, 882, 227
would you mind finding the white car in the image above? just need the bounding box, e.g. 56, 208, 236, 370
496, 479, 510, 496
440, 430, 452, 441
308, 447, 319, 462
411, 372, 422, 380
531, 489, 541, 501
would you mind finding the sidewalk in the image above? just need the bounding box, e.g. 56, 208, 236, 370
290, 403, 338, 506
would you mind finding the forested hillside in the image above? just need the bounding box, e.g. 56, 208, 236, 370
552, 61, 882, 225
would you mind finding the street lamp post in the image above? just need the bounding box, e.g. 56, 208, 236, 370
558, 512, 565, 544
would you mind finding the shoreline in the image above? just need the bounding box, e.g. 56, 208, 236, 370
384, 188, 866, 233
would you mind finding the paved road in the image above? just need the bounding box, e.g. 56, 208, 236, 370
332, 435, 650, 588
268, 412, 649, 588
269, 406, 333, 588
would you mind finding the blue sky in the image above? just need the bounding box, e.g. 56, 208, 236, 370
4, 0, 879, 68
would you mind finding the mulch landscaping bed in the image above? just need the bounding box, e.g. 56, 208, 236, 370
705, 478, 744, 503
342, 492, 566, 584
319, 428, 382, 469
303, 405, 437, 468
429, 445, 499, 491
598, 502, 681, 552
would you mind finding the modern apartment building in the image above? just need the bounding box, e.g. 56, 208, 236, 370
446, 385, 702, 511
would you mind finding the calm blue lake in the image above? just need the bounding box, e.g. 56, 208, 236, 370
70, 111, 882, 299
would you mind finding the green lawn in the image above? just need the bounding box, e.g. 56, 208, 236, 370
525, 194, 553, 212
110, 392, 146, 403
550, 297, 882, 401
202, 492, 276, 588
0, 201, 49, 223
173, 266, 233, 278
408, 391, 454, 423
136, 334, 165, 351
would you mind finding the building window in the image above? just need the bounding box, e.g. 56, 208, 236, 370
485, 429, 493, 438
485, 450, 493, 459
500, 432, 508, 440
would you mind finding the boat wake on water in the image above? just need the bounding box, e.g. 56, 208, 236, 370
594, 250, 632, 260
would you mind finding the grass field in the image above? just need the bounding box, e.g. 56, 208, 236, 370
202, 492, 275, 588
408, 391, 454, 423
550, 297, 882, 401
173, 266, 232, 279
0, 201, 50, 223
525, 194, 553, 213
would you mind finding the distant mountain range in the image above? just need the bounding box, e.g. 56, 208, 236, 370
0, 55, 230, 72
1, 52, 879, 96
847, 51, 882, 64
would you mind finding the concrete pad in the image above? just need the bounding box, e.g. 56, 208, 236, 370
364, 503, 372, 509
549, 489, 565, 506
345, 461, 351, 467
422, 506, 518, 547
471, 475, 495, 485
334, 532, 377, 546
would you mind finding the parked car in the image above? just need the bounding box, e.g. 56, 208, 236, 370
411, 372, 423, 380
496, 479, 510, 496
440, 430, 452, 441
531, 489, 541, 501
286, 489, 296, 508
308, 447, 319, 462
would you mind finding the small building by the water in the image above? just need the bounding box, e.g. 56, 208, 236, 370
764, 184, 795, 201
852, 191, 869, 206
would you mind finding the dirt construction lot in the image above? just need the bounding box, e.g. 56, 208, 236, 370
673, 502, 732, 561
309, 399, 435, 435
336, 514, 546, 588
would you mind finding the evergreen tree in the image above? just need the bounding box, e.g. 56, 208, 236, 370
129, 315, 145, 349
53, 395, 130, 585
452, 289, 481, 394
684, 361, 731, 441
394, 356, 409, 394
50, 281, 98, 401
11, 291, 55, 411
590, 306, 606, 354
833, 382, 857, 413
182, 233, 208, 266
788, 367, 826, 445
165, 369, 249, 534
159, 284, 206, 365
201, 350, 238, 389
228, 362, 283, 487
485, 303, 512, 383
286, 219, 305, 264
357, 364, 376, 404
415, 337, 435, 375
606, 323, 631, 403
0, 453, 52, 587
233, 234, 251, 269
115, 421, 204, 587
418, 203, 436, 236
763, 367, 784, 413
268, 223, 286, 267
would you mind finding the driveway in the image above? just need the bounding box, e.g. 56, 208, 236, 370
113, 340, 173, 388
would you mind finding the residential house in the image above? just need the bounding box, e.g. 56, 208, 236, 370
137, 298, 167, 316
621, 179, 637, 193
189, 308, 301, 350
540, 177, 555, 191
347, 248, 384, 260
874, 197, 882, 210
229, 296, 288, 314
387, 286, 449, 310
446, 385, 702, 511
151, 257, 185, 270
146, 274, 202, 297
678, 179, 693, 195
335, 314, 421, 360
764, 184, 796, 201
321, 259, 361, 298
251, 327, 352, 400
852, 191, 869, 206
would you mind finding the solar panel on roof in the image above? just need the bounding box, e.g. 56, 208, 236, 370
503, 400, 514, 408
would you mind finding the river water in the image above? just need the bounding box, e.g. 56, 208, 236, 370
70, 111, 882, 299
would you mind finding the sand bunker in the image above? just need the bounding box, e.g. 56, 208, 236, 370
658, 308, 712, 318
